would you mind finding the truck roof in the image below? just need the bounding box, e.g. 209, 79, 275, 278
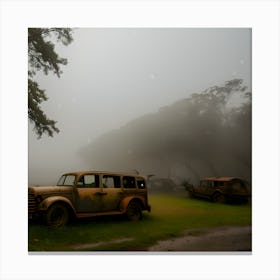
203, 177, 241, 182
62, 170, 146, 179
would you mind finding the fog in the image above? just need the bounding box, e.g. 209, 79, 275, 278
28, 28, 251, 185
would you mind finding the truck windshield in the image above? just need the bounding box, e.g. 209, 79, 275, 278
57, 175, 76, 186
200, 180, 208, 187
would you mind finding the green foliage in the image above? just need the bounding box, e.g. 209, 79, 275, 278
28, 28, 73, 138
28, 79, 59, 137
28, 194, 251, 251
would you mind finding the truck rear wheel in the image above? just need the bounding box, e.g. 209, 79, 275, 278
126, 201, 142, 221
46, 203, 69, 227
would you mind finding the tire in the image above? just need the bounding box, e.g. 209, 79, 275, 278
212, 192, 226, 203
45, 203, 69, 227
126, 201, 142, 221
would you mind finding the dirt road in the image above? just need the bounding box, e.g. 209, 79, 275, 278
148, 225, 251, 252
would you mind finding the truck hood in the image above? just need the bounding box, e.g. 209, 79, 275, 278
28, 185, 73, 195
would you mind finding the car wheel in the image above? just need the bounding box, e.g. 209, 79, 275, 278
46, 203, 69, 227
212, 193, 226, 203
126, 201, 142, 221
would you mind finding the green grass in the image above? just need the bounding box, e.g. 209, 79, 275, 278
28, 194, 251, 251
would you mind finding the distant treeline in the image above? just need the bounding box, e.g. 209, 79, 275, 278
80, 79, 251, 185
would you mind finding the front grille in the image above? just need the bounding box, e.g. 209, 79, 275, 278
28, 193, 37, 217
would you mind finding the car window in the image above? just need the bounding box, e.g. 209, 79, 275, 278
231, 180, 246, 190
200, 180, 208, 187
57, 175, 76, 186
77, 174, 99, 188
123, 176, 136, 189
213, 181, 219, 187
102, 175, 121, 188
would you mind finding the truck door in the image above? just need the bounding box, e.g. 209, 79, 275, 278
100, 175, 123, 212
75, 174, 103, 213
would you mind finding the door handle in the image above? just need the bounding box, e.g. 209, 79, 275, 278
95, 191, 107, 195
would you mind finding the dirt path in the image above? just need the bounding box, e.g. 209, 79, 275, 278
69, 225, 251, 252
148, 226, 251, 252
71, 237, 134, 250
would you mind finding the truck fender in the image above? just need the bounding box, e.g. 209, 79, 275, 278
39, 196, 76, 214
119, 196, 144, 212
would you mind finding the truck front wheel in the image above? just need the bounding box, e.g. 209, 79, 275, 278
45, 203, 69, 227
212, 192, 226, 203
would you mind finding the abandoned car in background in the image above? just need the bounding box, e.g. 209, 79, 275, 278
187, 177, 250, 203
28, 171, 151, 227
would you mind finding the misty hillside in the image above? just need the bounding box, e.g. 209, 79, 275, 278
80, 79, 251, 185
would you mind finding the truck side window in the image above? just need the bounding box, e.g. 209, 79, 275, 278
77, 174, 99, 188
102, 175, 121, 188
123, 176, 136, 189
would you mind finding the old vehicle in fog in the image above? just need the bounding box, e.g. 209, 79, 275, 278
187, 177, 250, 203
28, 171, 151, 227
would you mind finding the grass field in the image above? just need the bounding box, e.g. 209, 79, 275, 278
28, 194, 251, 251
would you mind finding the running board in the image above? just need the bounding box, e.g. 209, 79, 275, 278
76, 211, 125, 219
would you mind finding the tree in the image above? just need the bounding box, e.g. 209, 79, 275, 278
28, 28, 73, 138
80, 79, 252, 182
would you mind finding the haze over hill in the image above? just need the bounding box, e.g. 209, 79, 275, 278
80, 79, 251, 185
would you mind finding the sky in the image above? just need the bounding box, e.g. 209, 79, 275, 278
28, 28, 251, 185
